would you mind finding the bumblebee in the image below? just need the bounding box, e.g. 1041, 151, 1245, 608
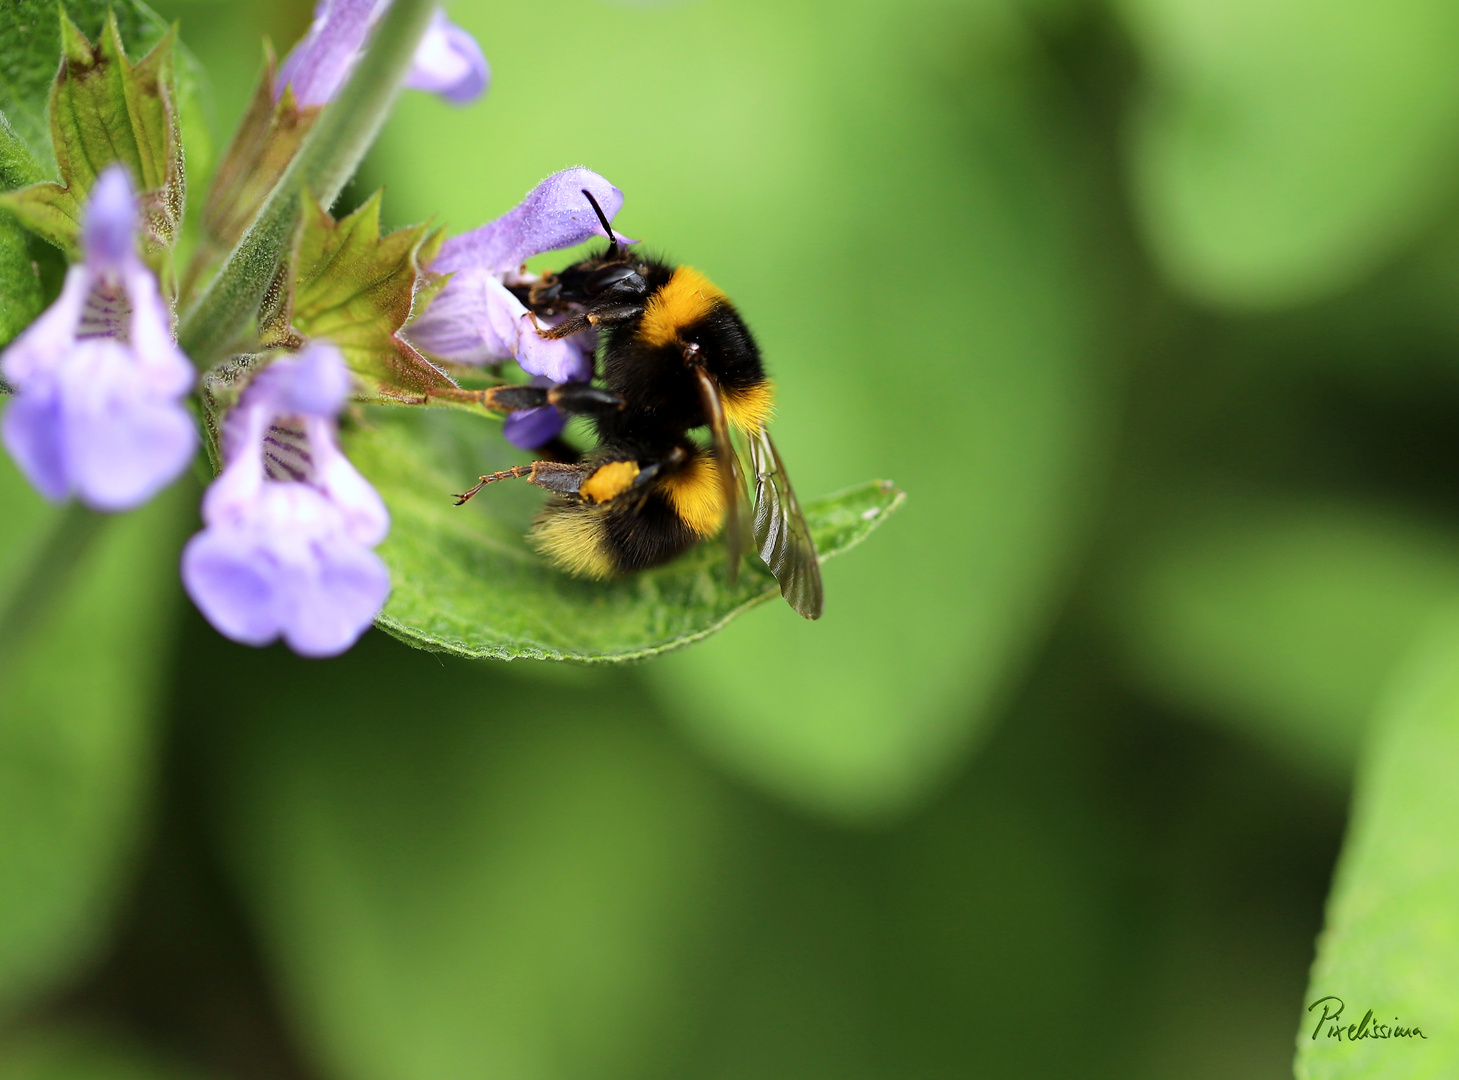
450, 190, 823, 619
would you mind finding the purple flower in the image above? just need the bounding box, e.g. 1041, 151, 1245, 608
402, 9, 489, 105
276, 1, 488, 108
181, 343, 390, 658
0, 166, 195, 511
502, 376, 570, 449
405, 168, 626, 447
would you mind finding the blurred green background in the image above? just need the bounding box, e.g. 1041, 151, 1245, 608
11, 0, 1459, 1075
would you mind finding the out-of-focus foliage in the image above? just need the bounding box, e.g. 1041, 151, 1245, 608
0, 460, 187, 1022
187, 628, 1323, 1080
1101, 497, 1459, 786
1296, 612, 1459, 1078
373, 0, 1112, 819
0, 1026, 204, 1080
1119, 0, 1459, 309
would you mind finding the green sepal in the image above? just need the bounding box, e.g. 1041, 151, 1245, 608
0, 12, 184, 278
274, 192, 456, 403
341, 406, 905, 662
182, 46, 320, 300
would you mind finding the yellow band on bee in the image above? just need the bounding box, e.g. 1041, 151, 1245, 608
662, 454, 726, 537
638, 267, 725, 347
722, 381, 775, 433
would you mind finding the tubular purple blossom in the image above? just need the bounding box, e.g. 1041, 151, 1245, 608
0, 166, 196, 511
181, 344, 390, 658
402, 9, 489, 105
276, 0, 488, 107
404, 168, 625, 448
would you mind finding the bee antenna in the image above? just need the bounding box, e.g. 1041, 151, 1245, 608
581, 188, 620, 258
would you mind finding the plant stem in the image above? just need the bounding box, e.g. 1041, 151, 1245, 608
0, 502, 108, 670
176, 0, 437, 367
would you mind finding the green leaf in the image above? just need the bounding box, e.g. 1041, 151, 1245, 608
372, 0, 1109, 818
0, 117, 45, 191
0, 210, 43, 346
205, 638, 738, 1080
1101, 498, 1459, 786
1118, 0, 1459, 310
1294, 611, 1459, 1078
0, 1026, 205, 1080
342, 406, 903, 661
1, 13, 184, 264
0, 0, 174, 177
0, 454, 188, 1021
276, 193, 453, 403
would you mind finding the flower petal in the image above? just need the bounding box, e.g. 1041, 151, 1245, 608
403, 9, 488, 105
274, 0, 378, 106
2, 390, 71, 502
83, 166, 138, 269
307, 415, 390, 547
432, 168, 625, 275
516, 319, 594, 384
502, 405, 566, 450
406, 270, 528, 365
0, 264, 91, 386
282, 539, 391, 657
58, 339, 196, 512
281, 342, 354, 416
120, 259, 196, 396
182, 526, 287, 647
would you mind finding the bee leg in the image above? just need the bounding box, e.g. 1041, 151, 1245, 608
549, 382, 625, 416
428, 383, 624, 416
453, 461, 586, 506
534, 303, 646, 340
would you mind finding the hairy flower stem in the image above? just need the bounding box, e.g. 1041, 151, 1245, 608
176, 0, 437, 367
0, 502, 107, 674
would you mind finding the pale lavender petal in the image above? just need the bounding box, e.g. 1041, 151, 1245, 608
3, 391, 70, 501
276, 343, 353, 416
120, 260, 195, 396
307, 415, 389, 546
58, 339, 196, 511
516, 319, 594, 383
187, 342, 389, 657
184, 481, 388, 655
182, 526, 286, 646
274, 0, 377, 106
0, 265, 91, 386
212, 399, 272, 507
433, 169, 625, 274
283, 540, 390, 657
403, 9, 488, 105
503, 405, 565, 449
83, 166, 137, 268
406, 270, 526, 365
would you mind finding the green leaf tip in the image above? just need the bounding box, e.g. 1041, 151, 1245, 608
343, 406, 903, 663
3, 6, 183, 267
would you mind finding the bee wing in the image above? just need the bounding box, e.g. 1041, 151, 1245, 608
746, 423, 823, 620
691, 365, 751, 585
